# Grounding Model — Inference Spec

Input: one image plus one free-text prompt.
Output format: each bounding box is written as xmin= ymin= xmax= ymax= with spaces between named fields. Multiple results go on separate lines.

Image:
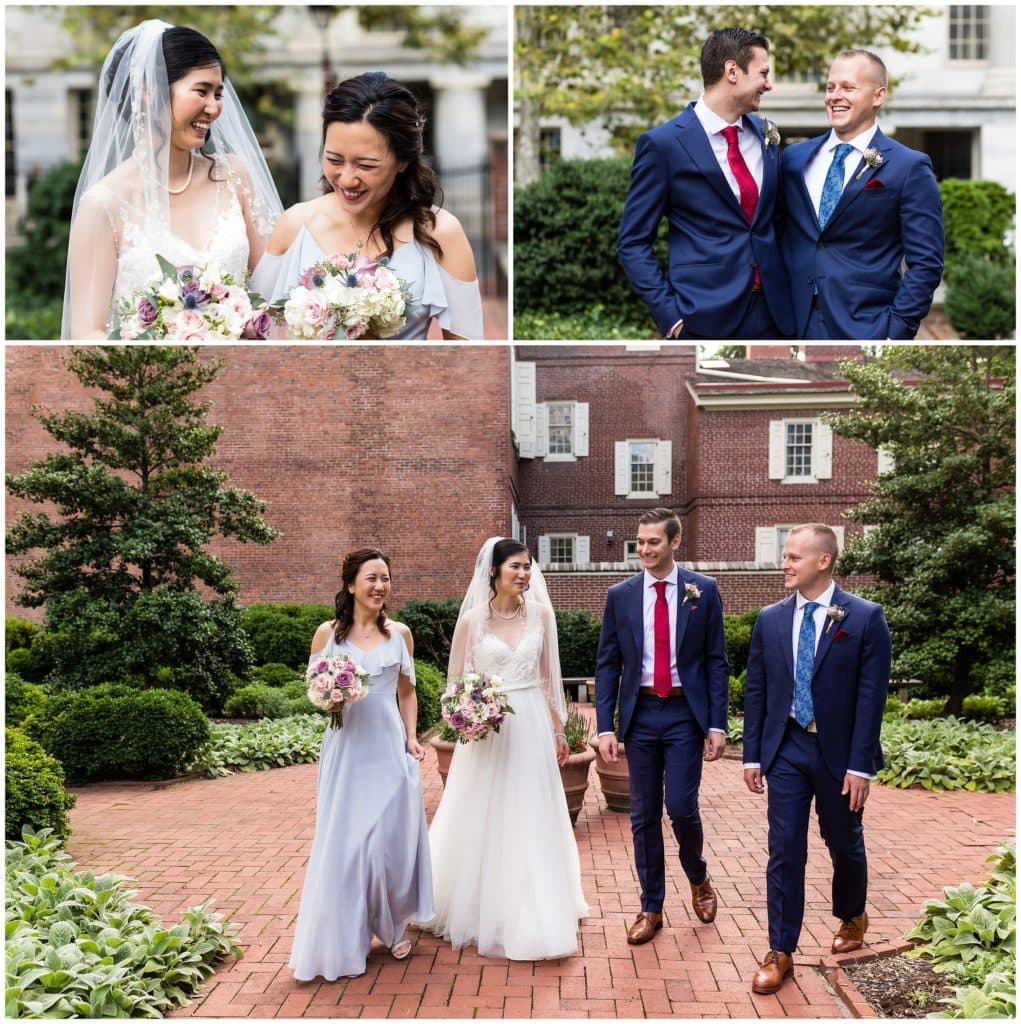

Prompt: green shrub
xmin=939 ymin=179 xmax=1015 ymax=265
xmin=5 ymin=637 xmax=50 ymax=684
xmin=29 ymin=686 xmax=210 ymax=782
xmin=241 ymin=603 xmax=334 ymax=667
xmin=514 ymin=307 xmax=657 ymax=340
xmin=944 ymin=255 xmax=1016 ymax=340
xmin=901 ymin=697 xmax=947 ymax=720
xmin=726 ymin=717 xmax=743 ymax=745
xmin=250 ymin=662 xmax=304 ymax=687
xmin=223 ymin=683 xmax=292 ymax=720
xmin=728 ymin=672 xmax=746 ymax=714
xmin=5 ymin=729 xmax=76 ymax=842
xmin=4 ymin=298 xmax=63 ymax=342
xmin=5 ymin=616 xmax=40 ymax=650
xmin=556 ymin=608 xmax=602 ymax=677
xmin=515 ymin=157 xmax=666 ymax=330
xmin=879 ymin=718 xmax=1015 ymax=792
xmin=724 ymin=609 xmax=759 ymax=677
xmin=392 ymin=598 xmax=462 ymax=669
xmin=6 ymin=827 xmax=241 ymax=1017
xmin=414 ymin=660 xmax=445 ymax=735
xmin=188 ymin=713 xmax=325 ymax=776
xmin=4 ymin=673 xmax=48 ymax=727
xmin=959 ymin=694 xmax=1005 ymax=722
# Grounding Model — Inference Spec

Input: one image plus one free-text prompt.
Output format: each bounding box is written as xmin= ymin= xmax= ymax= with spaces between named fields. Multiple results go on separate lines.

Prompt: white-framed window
xmin=538 ymin=533 xmax=590 ymax=565
xmin=535 ymin=401 xmax=589 ymax=460
xmin=69 ymin=88 xmax=96 ymax=160
xmin=623 ymin=540 xmax=640 ymax=566
xmin=614 ymin=439 xmax=672 ymax=497
xmin=948 ymin=4 xmax=989 ymax=62
xmin=768 ymin=418 xmax=832 ymax=483
xmin=755 ymin=525 xmax=846 ymax=563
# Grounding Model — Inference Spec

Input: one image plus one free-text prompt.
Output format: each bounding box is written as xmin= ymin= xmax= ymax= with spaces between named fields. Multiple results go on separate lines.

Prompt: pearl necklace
xmin=492 ymin=602 xmax=522 ymax=620
xmin=168 ymin=151 xmax=195 ymax=195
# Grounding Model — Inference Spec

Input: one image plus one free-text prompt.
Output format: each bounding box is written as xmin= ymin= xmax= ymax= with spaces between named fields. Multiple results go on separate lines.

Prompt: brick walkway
xmin=66 ymin=712 xmax=1013 ymax=1019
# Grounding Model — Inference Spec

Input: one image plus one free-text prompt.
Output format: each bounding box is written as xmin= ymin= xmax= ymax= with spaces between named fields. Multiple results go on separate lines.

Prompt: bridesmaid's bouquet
xmin=441 ymin=672 xmax=515 ymax=743
xmin=276 ymin=252 xmax=412 ymax=340
xmin=111 ymin=255 xmax=272 ymax=340
xmin=306 ymin=654 xmax=372 ymax=730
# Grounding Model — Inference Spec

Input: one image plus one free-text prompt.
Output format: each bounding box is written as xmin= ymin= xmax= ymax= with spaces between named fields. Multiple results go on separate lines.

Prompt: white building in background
xmin=539 ymin=4 xmax=1015 ymax=191
xmin=4 ymin=4 xmax=509 ymax=279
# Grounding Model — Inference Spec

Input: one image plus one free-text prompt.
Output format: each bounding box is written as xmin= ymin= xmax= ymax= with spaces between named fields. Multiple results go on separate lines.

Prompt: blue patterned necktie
xmin=794 ymin=601 xmax=819 ymax=727
xmin=817 ymin=143 xmax=855 ymax=229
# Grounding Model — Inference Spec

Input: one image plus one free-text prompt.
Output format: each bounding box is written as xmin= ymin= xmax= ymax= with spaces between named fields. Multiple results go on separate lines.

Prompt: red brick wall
xmin=5 ymin=345 xmax=513 ymax=619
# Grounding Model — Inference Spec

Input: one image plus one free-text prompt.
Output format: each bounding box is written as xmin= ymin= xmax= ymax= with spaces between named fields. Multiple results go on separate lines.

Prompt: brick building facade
xmin=6 ymin=344 xmax=878 ymax=621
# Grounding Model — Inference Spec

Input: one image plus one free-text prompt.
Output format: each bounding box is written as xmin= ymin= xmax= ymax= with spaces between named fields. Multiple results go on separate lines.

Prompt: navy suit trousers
xmin=627 ymin=691 xmax=708 ymax=911
xmin=766 ymin=721 xmax=868 ymax=953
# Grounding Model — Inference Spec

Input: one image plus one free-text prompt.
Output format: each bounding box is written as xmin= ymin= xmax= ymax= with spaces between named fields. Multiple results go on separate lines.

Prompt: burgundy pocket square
xmin=864 ymin=179 xmax=885 ymax=189
xmin=834 ymin=629 xmax=850 ymax=640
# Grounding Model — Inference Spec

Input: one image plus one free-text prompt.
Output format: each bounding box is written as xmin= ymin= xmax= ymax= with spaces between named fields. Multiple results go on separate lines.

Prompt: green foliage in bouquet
xmin=25 ymin=685 xmax=210 ymax=783
xmin=5 ymin=729 xmax=76 ymax=842
xmin=878 ymin=718 xmax=1015 ymax=793
xmin=6 ymin=827 xmax=241 ymax=1018
xmin=907 ymin=841 xmax=1016 ymax=1019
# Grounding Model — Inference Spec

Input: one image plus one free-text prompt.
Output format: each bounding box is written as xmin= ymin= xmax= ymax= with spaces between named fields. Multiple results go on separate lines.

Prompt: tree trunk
xmin=515 ymin=92 xmax=541 ymax=189
xmin=948 ymin=649 xmax=972 ymax=718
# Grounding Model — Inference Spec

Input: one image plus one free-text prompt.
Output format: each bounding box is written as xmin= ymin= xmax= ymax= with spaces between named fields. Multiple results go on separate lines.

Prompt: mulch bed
xmin=841 ymin=954 xmax=954 ymax=1018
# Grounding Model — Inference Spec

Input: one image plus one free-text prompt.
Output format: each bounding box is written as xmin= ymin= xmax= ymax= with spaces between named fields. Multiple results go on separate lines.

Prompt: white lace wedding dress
xmin=426 ymin=610 xmax=589 ymax=960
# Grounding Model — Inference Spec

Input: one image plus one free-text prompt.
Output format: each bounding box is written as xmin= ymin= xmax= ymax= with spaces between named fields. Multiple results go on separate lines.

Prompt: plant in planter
xmin=559 ymin=704 xmax=596 ymax=826
xmin=590 ymin=704 xmax=630 ymax=812
xmin=430 ymin=721 xmax=458 ymax=788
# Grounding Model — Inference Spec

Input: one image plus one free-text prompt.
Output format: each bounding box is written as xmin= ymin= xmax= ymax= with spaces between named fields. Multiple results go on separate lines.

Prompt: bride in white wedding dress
xmin=62 ymin=20 xmax=281 ymax=339
xmin=426 ymin=538 xmax=588 ymax=961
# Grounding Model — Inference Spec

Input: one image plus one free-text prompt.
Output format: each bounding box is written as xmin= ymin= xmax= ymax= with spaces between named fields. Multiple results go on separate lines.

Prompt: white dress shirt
xmin=803 ymin=125 xmax=879 ymax=218
xmin=744 ymin=580 xmax=873 ymax=779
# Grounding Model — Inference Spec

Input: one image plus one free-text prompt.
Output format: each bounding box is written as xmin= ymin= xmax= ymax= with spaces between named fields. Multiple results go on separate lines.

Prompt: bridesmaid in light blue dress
xmin=251 ymin=72 xmax=483 ymax=340
xmin=289 ymin=547 xmax=433 ymax=981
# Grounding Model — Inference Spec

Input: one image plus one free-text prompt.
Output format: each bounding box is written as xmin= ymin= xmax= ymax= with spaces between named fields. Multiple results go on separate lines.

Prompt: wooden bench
xmin=562 ymin=677 xmax=592 ymax=703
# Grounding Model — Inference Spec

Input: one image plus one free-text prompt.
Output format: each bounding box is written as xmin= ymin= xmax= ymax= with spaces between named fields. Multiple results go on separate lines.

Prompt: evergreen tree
xmin=830 ymin=347 xmax=1015 ymax=716
xmin=6 ymin=347 xmax=279 ymax=709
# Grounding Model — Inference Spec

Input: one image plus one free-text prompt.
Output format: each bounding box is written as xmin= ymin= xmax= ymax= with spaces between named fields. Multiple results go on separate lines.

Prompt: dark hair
xmin=701 ymin=27 xmax=770 ymax=87
xmin=488 ymin=539 xmax=530 ymax=602
xmin=333 ymin=547 xmax=392 ymax=645
xmin=162 ymin=26 xmax=225 ymax=86
xmin=637 ymin=507 xmax=682 ymax=543
xmin=321 ymin=72 xmax=443 ymax=260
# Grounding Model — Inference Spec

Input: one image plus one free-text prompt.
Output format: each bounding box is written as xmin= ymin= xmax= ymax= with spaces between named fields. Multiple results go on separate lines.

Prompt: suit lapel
xmin=627 ymin=574 xmax=645 ymax=658
xmin=674 ymin=104 xmax=746 ymax=217
xmin=674 ymin=567 xmax=694 ymax=652
xmin=791 ymin=133 xmax=829 ymax=236
xmin=777 ymin=594 xmax=796 ymax=682
xmin=751 ymin=115 xmax=777 ymax=228
xmin=812 ymin=585 xmax=850 ymax=679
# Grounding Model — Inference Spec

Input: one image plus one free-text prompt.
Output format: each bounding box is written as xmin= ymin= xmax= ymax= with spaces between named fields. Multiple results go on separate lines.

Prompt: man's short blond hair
xmin=789 ymin=523 xmax=839 ymax=564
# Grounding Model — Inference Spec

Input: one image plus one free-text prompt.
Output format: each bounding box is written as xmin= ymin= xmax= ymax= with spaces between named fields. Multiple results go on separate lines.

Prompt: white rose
xmin=158 ymin=279 xmax=181 ymax=303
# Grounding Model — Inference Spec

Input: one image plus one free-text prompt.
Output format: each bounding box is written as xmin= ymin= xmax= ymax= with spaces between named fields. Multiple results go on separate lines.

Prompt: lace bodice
xmin=471 ymin=623 xmax=545 ymax=693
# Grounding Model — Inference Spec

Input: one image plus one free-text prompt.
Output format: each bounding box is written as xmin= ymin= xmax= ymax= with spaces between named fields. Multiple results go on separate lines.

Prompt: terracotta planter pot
xmin=590 ymin=738 xmax=631 ymax=813
xmin=559 ymin=746 xmax=596 ymax=826
xmin=430 ymin=736 xmax=456 ymax=788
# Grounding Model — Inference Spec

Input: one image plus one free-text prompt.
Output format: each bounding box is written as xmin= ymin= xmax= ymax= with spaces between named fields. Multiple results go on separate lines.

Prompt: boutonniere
xmin=763 ymin=119 xmax=781 ymax=151
xmin=682 ymin=582 xmax=701 ymax=605
xmin=824 ymin=605 xmax=847 ymax=635
xmin=855 ymin=147 xmax=884 ymax=180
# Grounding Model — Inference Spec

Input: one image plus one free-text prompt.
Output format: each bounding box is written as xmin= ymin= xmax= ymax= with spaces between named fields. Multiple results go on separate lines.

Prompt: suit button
xmin=807 ymin=276 xmax=814 ymax=285
xmin=818 ymin=242 xmax=826 ymax=249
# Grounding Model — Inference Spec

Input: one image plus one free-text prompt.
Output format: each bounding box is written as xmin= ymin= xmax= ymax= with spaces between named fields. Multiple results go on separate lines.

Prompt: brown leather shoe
xmin=751 ymin=950 xmax=794 ymax=994
xmin=626 ymin=911 xmax=663 ymax=945
xmin=690 ymin=876 xmax=718 ymax=923
xmin=832 ymin=912 xmax=868 ymax=954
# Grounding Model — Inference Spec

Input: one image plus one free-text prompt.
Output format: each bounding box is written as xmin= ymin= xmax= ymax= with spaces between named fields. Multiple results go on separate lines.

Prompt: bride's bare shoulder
xmin=79 ymin=159 xmax=142 ymax=207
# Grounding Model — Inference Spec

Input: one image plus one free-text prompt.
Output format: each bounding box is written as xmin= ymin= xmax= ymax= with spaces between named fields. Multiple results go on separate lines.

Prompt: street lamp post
xmin=308 ymin=6 xmax=337 ymax=95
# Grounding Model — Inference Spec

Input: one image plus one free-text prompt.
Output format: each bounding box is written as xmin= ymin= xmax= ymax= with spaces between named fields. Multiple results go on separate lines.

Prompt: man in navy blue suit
xmin=594 ymin=508 xmax=730 ymax=945
xmin=779 ymin=49 xmax=944 ymax=339
xmin=743 ymin=524 xmax=891 ymax=994
xmin=618 ymin=27 xmax=794 ymax=340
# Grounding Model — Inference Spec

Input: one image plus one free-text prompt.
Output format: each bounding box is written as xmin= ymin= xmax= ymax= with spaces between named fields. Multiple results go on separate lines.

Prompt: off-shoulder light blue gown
xmin=289 ymin=630 xmax=434 ymax=981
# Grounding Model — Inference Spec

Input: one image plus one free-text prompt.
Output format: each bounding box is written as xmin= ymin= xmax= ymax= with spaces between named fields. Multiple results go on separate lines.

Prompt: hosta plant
xmin=187 ymin=712 xmax=325 ymax=777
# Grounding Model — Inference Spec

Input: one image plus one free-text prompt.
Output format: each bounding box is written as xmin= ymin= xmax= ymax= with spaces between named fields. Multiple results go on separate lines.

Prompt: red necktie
xmin=653 ymin=580 xmax=672 ymax=697
xmin=721 ymin=124 xmax=761 ymax=287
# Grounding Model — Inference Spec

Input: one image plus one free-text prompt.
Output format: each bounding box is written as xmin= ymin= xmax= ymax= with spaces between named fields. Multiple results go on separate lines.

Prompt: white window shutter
xmin=768 ymin=421 xmax=785 ymax=480
xmin=576 ymin=535 xmax=590 ymax=564
xmin=614 ymin=441 xmax=629 ymax=495
xmin=655 ymin=439 xmax=672 ymax=494
xmin=876 ymin=445 xmax=895 ymax=475
xmin=574 ymin=403 xmax=589 ymax=457
xmin=515 ymin=361 xmax=536 ymax=459
xmin=815 ymin=421 xmax=833 ymax=479
xmin=538 ymin=535 xmax=551 ymax=563
xmin=832 ymin=525 xmax=845 ymax=550
xmin=755 ymin=526 xmax=778 ymax=563
xmin=534 ymin=403 xmax=549 ymax=458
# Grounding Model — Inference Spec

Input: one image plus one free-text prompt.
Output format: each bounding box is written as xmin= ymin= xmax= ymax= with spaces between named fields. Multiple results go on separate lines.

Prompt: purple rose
xmin=243 ymin=308 xmax=272 ymax=339
xmin=137 ymin=298 xmax=158 ymax=327
xmin=450 ymin=711 xmax=466 ymax=729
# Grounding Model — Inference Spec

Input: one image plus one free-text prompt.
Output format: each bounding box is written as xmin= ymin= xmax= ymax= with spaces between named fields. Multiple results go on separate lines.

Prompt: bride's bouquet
xmin=306 ymin=654 xmax=372 ymax=729
xmin=441 ymin=672 xmax=515 ymax=743
xmin=276 ymin=252 xmax=412 ymax=340
xmin=111 ymin=255 xmax=272 ymax=340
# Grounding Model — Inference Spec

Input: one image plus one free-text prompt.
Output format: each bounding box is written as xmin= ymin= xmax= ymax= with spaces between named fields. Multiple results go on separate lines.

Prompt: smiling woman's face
xmin=322 ymin=119 xmax=406 ymax=215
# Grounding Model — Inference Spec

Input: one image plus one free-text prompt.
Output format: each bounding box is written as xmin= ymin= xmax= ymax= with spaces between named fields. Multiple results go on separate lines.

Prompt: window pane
xmin=785 ymin=422 xmax=813 ymax=477
xmin=547 ymin=403 xmax=573 ymax=455
xmin=949 ymin=5 xmax=990 ymax=60
xmin=549 ymin=536 xmax=575 ymax=564
xmin=630 ymin=441 xmax=655 ymax=493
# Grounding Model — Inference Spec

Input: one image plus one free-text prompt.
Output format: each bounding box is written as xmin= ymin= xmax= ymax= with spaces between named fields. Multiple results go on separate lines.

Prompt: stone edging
xmin=820 ymin=940 xmax=918 ymax=1018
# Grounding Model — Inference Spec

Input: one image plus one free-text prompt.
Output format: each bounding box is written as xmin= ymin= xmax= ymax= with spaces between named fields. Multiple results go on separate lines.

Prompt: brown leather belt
xmin=638 ymin=688 xmax=685 ymax=700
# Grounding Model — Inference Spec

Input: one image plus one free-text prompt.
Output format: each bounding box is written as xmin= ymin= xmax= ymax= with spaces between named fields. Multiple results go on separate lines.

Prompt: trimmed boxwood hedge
xmin=5 ymin=728 xmax=76 ymax=841
xmin=241 ymin=603 xmax=334 ymax=668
